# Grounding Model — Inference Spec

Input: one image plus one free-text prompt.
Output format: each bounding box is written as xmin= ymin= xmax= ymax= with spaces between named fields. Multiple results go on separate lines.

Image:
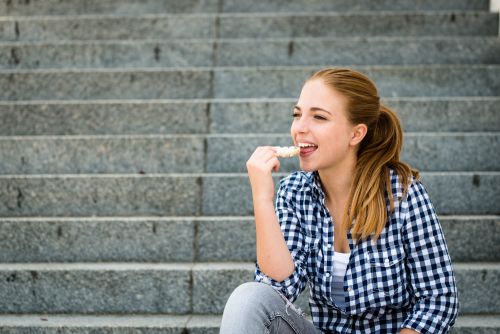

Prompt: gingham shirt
xmin=255 ymin=169 xmax=459 ymax=333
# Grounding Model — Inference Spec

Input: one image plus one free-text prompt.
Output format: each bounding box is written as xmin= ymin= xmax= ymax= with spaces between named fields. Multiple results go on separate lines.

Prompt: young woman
xmin=219 ymin=68 xmax=459 ymax=333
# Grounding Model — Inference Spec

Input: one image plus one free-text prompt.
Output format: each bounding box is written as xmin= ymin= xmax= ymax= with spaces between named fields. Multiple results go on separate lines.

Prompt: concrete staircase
xmin=0 ymin=0 xmax=499 ymax=332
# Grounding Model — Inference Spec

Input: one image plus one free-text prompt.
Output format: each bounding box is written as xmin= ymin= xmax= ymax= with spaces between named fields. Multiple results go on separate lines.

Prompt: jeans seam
xmin=271 ymin=288 xmax=306 ymax=318
xmin=267 ymin=313 xmax=302 ymax=334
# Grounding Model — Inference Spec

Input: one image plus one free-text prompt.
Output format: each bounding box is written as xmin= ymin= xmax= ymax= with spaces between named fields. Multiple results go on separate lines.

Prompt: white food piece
xmin=275 ymin=146 xmax=300 ymax=158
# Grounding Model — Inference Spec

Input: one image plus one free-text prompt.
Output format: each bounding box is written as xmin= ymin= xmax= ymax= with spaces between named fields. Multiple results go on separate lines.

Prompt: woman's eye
xmin=314 ymin=115 xmax=327 ymax=120
xmin=292 ymin=113 xmax=300 ymax=118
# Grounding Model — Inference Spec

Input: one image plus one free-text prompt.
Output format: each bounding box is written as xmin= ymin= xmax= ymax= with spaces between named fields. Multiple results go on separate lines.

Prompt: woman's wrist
xmin=252 ymin=195 xmax=275 ymax=207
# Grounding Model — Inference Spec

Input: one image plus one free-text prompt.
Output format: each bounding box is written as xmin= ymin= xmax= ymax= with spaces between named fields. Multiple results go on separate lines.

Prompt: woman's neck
xmin=318 ymin=157 xmax=356 ymax=203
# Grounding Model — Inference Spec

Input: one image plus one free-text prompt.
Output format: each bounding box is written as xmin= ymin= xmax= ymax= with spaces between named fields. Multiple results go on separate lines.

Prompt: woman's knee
xmin=224 ymin=282 xmax=279 ymax=313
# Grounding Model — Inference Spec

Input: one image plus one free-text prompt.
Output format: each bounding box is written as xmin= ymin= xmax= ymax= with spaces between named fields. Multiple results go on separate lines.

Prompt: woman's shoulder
xmin=388 ymin=167 xmax=429 ymax=208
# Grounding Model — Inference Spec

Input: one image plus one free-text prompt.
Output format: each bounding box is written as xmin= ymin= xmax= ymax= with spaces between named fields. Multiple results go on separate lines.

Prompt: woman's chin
xmin=299 ymin=162 xmax=316 ymax=172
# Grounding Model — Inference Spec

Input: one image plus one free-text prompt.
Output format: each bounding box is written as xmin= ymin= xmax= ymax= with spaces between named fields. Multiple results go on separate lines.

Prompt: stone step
xmin=211 ymin=65 xmax=500 ymax=99
xmin=207 ymin=98 xmax=500 ymax=134
xmin=222 ymin=0 xmax=491 ymax=14
xmin=0 ymin=262 xmax=497 ymax=314
xmin=0 ymin=314 xmax=498 ymax=334
xmin=0 ymin=0 xmax=490 ymax=16
xmin=207 ymin=133 xmax=500 ymax=173
xmin=0 ymin=216 xmax=497 ymax=263
xmin=0 ymin=173 xmax=498 ymax=216
xmin=1 ymin=98 xmax=498 ymax=135
xmin=1 ymin=37 xmax=500 ymax=69
xmin=0 ymin=133 xmax=497 ymax=174
xmin=201 ymin=173 xmax=500 ymax=216
xmin=0 ymin=12 xmax=497 ymax=42
xmin=0 ymin=135 xmax=206 ymax=174
xmin=1 ymin=65 xmax=500 ymax=100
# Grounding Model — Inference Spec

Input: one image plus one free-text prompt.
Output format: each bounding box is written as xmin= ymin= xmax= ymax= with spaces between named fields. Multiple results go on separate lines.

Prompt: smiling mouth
xmin=298 ymin=143 xmax=318 ymax=156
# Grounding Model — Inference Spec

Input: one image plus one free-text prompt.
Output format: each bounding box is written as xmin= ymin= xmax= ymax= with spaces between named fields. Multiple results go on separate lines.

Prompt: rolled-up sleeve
xmin=254 ymin=178 xmax=309 ymax=302
xmin=401 ymin=181 xmax=459 ymax=333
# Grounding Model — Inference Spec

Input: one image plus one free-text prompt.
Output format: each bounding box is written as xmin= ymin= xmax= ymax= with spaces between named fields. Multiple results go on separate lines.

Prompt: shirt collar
xmin=305 ymin=171 xmax=326 ymax=201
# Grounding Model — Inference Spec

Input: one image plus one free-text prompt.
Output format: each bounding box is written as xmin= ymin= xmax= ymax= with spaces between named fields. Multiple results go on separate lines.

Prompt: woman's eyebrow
xmin=294 ymin=105 xmax=332 ymax=115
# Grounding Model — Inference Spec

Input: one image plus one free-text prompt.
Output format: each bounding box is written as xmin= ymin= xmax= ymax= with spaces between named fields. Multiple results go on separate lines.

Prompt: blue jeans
xmin=220 ymin=282 xmax=322 ymax=334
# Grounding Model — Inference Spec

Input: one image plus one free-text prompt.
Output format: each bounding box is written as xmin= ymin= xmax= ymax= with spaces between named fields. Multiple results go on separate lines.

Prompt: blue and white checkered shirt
xmin=255 ymin=169 xmax=459 ymax=333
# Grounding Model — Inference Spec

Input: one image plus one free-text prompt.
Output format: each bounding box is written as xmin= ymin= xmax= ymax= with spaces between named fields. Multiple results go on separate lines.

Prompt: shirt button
xmin=327 ymin=244 xmax=332 ymax=249
xmin=385 ymin=259 xmax=390 ymax=264
xmin=347 ymin=287 xmax=352 ymax=292
xmin=325 ymin=273 xmax=331 ymax=278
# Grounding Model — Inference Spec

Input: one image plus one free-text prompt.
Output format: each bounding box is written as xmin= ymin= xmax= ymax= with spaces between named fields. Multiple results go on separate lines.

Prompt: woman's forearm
xmin=254 ymin=197 xmax=295 ymax=282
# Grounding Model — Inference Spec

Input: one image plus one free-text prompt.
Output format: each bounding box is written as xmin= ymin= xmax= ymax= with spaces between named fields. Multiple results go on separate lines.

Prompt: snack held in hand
xmin=275 ymin=146 xmax=300 ymax=158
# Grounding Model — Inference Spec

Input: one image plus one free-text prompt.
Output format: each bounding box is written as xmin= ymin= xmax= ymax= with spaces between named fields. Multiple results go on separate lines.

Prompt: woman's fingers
xmin=249 ymin=147 xmax=276 ymax=163
xmin=271 ymin=157 xmax=281 ymax=173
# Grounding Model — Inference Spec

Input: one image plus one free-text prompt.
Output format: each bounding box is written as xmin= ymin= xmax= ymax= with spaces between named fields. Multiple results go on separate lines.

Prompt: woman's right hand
xmin=246 ymin=146 xmax=281 ymax=202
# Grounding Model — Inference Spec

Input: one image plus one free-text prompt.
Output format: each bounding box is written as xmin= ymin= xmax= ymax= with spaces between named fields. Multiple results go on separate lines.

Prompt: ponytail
xmin=309 ymin=68 xmax=419 ymax=242
xmin=344 ymin=104 xmax=419 ymax=242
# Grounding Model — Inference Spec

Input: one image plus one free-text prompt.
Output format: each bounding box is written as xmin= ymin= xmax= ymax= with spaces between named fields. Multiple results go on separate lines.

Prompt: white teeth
xmin=298 ymin=143 xmax=317 ymax=148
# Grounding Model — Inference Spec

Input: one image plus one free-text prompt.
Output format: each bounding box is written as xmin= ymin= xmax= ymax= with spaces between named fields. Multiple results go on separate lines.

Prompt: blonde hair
xmin=309 ymin=68 xmax=419 ymax=242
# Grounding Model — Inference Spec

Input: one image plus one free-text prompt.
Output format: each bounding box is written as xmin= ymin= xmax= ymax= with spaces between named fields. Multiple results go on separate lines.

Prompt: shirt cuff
xmin=402 ymin=313 xmax=450 ymax=334
xmin=254 ymin=263 xmax=301 ymax=302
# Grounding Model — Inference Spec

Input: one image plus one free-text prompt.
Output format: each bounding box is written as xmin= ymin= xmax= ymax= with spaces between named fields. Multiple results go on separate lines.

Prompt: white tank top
xmin=331 ymin=251 xmax=350 ymax=309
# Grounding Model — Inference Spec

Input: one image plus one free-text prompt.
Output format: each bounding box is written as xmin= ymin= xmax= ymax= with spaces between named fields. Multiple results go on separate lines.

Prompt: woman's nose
xmin=293 ymin=117 xmax=309 ymax=133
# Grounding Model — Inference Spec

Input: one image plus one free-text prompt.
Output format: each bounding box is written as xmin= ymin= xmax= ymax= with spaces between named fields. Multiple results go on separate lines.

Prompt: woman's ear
xmin=350 ymin=123 xmax=368 ymax=146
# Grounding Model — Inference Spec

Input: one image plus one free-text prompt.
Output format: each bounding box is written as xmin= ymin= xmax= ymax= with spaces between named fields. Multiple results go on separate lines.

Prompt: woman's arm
xmin=247 ymin=146 xmax=295 ymax=281
xmin=401 ymin=329 xmax=419 ymax=334
xmin=401 ymin=181 xmax=459 ymax=333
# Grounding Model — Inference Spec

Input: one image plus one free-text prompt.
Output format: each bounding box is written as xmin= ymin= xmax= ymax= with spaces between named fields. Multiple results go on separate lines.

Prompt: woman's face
xmin=291 ymin=79 xmax=359 ymax=172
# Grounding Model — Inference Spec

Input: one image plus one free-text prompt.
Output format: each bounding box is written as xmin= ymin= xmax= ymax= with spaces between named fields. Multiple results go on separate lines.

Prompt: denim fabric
xmin=220 ymin=282 xmax=321 ymax=334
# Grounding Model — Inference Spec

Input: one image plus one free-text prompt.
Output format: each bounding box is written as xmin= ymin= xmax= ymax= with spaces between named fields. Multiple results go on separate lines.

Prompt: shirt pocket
xmin=369 ymin=246 xmax=408 ymax=308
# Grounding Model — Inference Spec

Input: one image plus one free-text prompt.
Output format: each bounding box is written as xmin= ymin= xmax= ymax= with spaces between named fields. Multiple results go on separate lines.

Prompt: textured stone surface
xmin=209 ymin=100 xmax=295 ymax=134
xmin=206 ymin=133 xmax=500 ymax=172
xmin=0 ymin=172 xmax=500 ymax=216
xmin=0 ymin=41 xmax=214 ymax=69
xmin=209 ymin=98 xmax=500 ymax=133
xmin=0 ymin=263 xmax=191 ymax=313
xmin=402 ymin=133 xmax=500 ymax=171
xmin=191 ymin=263 xmax=500 ymax=314
xmin=202 ymin=173 xmax=500 ymax=215
xmin=0 ymin=218 xmax=195 ymax=262
xmin=2 ymin=37 xmax=499 ymax=70
xmin=0 ymin=314 xmax=192 ymax=334
xmin=0 ymin=70 xmax=212 ymax=100
xmin=217 ymin=12 xmax=498 ymax=38
xmin=0 ymin=216 xmax=497 ymax=263
xmin=441 ymin=217 xmax=500 ymax=262
xmin=213 ymin=66 xmax=500 ymax=98
xmin=454 ymin=263 xmax=500 ymax=313
xmin=215 ymin=37 xmax=500 ymax=67
xmin=1 ymin=66 xmax=499 ymax=101
xmin=0 ymin=175 xmax=201 ymax=217
xmin=0 ymin=0 xmax=489 ymax=16
xmin=196 ymin=218 xmax=256 ymax=262
xmin=420 ymin=173 xmax=500 ymax=215
xmin=1 ymin=98 xmax=498 ymax=136
xmin=206 ymin=135 xmax=297 ymax=173
xmin=0 ymin=0 xmax=220 ymax=15
xmin=0 ymin=12 xmax=496 ymax=42
xmin=385 ymin=98 xmax=500 ymax=132
xmin=0 ymin=135 xmax=205 ymax=174
xmin=0 ymin=16 xmax=216 ymax=42
xmin=0 ymin=0 xmax=498 ymax=328
xmin=191 ymin=263 xmax=254 ymax=314
xmin=0 ymin=102 xmax=210 ymax=136
xmin=0 ymin=314 xmax=497 ymax=333
xmin=222 ymin=0 xmax=490 ymax=13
